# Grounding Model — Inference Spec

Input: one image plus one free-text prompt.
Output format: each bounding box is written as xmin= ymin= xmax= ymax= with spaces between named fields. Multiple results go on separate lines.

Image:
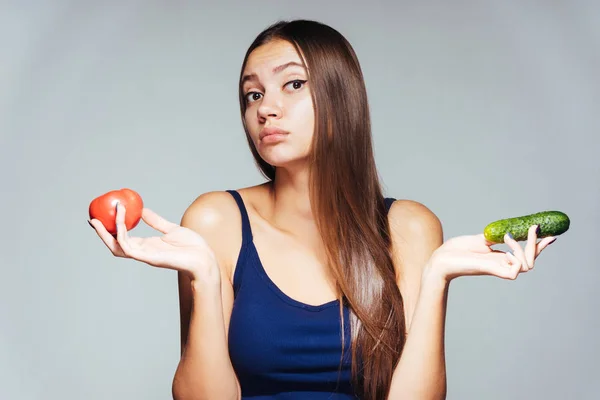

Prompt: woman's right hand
xmin=89 ymin=202 xmax=221 ymax=286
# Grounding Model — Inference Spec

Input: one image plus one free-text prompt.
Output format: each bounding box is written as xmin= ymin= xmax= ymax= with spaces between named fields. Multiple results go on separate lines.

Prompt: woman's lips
xmin=259 ymin=126 xmax=289 ymax=139
xmin=259 ymin=127 xmax=289 ymax=143
xmin=261 ymin=134 xmax=286 ymax=144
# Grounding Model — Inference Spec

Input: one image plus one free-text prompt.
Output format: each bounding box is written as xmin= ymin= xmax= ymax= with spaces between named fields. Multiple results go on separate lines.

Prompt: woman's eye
xmin=245 ymin=80 xmax=307 ymax=104
xmin=245 ymin=92 xmax=262 ymax=103
xmin=285 ymin=79 xmax=307 ymax=91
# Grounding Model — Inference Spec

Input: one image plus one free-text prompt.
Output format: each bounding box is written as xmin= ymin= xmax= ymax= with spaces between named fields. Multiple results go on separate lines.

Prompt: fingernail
xmin=548 ymin=237 xmax=557 ymax=245
xmin=115 ymin=201 xmax=120 ymax=211
xmin=535 ymin=225 xmax=541 ymax=235
xmin=506 ymin=232 xmax=514 ymax=240
xmin=87 ymin=220 xmax=93 ymax=229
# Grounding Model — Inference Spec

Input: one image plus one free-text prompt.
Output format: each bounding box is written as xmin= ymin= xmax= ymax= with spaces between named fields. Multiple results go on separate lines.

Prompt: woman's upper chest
xmin=232 ymin=190 xmax=339 ymax=307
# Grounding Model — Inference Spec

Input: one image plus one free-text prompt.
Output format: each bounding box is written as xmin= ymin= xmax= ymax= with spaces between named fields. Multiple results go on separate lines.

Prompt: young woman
xmin=89 ymin=19 xmax=557 ymax=400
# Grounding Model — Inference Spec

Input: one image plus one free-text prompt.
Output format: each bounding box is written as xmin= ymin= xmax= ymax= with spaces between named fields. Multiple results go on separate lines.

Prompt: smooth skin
xmin=89 ymin=38 xmax=558 ymax=399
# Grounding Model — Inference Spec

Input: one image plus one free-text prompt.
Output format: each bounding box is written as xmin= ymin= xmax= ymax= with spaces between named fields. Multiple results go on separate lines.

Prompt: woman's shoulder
xmin=386 ymin=198 xmax=443 ymax=261
xmin=181 ymin=183 xmax=266 ymax=223
xmin=181 ymin=191 xmax=238 ymax=228
xmin=386 ymin=198 xmax=443 ymax=268
xmin=387 ymin=198 xmax=441 ymax=229
xmin=179 ymin=184 xmax=266 ymax=279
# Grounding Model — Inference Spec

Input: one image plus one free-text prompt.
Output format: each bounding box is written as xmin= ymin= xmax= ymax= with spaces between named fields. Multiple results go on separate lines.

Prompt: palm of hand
xmin=430 ymin=226 xmax=557 ymax=282
xmin=122 ymin=225 xmax=214 ymax=269
xmin=89 ymin=203 xmax=217 ymax=278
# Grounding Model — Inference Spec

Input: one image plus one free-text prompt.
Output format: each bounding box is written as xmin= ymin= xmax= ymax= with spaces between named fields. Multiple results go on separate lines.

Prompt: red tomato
xmin=89 ymin=188 xmax=143 ymax=235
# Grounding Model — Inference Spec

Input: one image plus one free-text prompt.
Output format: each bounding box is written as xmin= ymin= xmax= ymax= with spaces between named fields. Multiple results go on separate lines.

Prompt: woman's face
xmin=241 ymin=39 xmax=315 ymax=169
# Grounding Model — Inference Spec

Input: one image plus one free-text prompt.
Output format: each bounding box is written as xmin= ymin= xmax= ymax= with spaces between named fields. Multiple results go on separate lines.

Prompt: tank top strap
xmin=384 ymin=197 xmax=396 ymax=215
xmin=226 ymin=190 xmax=393 ymax=239
xmin=226 ymin=190 xmax=254 ymax=245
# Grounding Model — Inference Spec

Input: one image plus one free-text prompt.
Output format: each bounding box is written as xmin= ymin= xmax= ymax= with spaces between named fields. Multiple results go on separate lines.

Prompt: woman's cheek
xmin=300 ymin=100 xmax=315 ymax=140
xmin=244 ymin=112 xmax=259 ymax=140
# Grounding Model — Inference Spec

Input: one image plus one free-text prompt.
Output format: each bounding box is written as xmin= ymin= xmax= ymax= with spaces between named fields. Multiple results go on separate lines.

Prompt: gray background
xmin=1 ymin=1 xmax=598 ymax=399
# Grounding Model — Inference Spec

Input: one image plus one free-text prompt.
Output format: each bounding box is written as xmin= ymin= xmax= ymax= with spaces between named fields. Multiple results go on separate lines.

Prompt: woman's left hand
xmin=425 ymin=224 xmax=557 ymax=283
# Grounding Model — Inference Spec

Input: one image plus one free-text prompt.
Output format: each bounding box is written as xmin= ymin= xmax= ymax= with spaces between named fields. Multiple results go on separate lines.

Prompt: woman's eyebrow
xmin=242 ymin=61 xmax=306 ymax=85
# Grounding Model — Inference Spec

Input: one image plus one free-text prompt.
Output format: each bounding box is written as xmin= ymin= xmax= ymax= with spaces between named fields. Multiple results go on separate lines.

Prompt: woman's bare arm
xmin=387 ymin=200 xmax=447 ymax=400
xmin=172 ymin=192 xmax=242 ymax=400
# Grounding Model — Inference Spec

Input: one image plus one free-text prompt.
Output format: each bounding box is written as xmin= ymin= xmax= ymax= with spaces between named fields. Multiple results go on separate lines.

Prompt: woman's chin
xmin=260 ymin=154 xmax=310 ymax=170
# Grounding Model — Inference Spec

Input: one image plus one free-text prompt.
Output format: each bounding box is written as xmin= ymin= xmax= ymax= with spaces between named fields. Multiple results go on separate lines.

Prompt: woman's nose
xmin=257 ymin=93 xmax=282 ymax=119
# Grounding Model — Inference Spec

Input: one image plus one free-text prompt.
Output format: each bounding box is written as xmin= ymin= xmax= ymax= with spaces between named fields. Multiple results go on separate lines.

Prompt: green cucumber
xmin=484 ymin=211 xmax=570 ymax=243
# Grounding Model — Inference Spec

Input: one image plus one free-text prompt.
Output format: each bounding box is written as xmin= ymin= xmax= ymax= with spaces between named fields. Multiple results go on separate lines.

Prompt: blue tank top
xmin=226 ymin=190 xmax=396 ymax=399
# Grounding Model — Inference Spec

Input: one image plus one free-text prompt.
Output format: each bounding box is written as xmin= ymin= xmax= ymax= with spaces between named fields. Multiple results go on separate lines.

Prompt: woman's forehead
xmin=244 ymin=40 xmax=305 ymax=73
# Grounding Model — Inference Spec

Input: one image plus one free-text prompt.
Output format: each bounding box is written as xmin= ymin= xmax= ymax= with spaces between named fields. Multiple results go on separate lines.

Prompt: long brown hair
xmin=237 ymin=20 xmax=406 ymax=399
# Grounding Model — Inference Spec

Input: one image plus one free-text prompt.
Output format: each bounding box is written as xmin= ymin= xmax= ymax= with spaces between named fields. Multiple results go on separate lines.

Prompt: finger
xmin=506 ymin=251 xmax=528 ymax=273
xmin=473 ymin=252 xmax=521 ymax=280
xmin=505 ymin=251 xmax=523 ymax=278
xmin=505 ymin=232 xmax=529 ymax=270
xmin=141 ymin=208 xmax=179 ymax=234
xmin=525 ymin=225 xmax=540 ymax=270
xmin=536 ymin=236 xmax=557 ymax=256
xmin=115 ymin=202 xmax=133 ymax=257
xmin=89 ymin=218 xmax=125 ymax=257
xmin=115 ymin=203 xmax=153 ymax=263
